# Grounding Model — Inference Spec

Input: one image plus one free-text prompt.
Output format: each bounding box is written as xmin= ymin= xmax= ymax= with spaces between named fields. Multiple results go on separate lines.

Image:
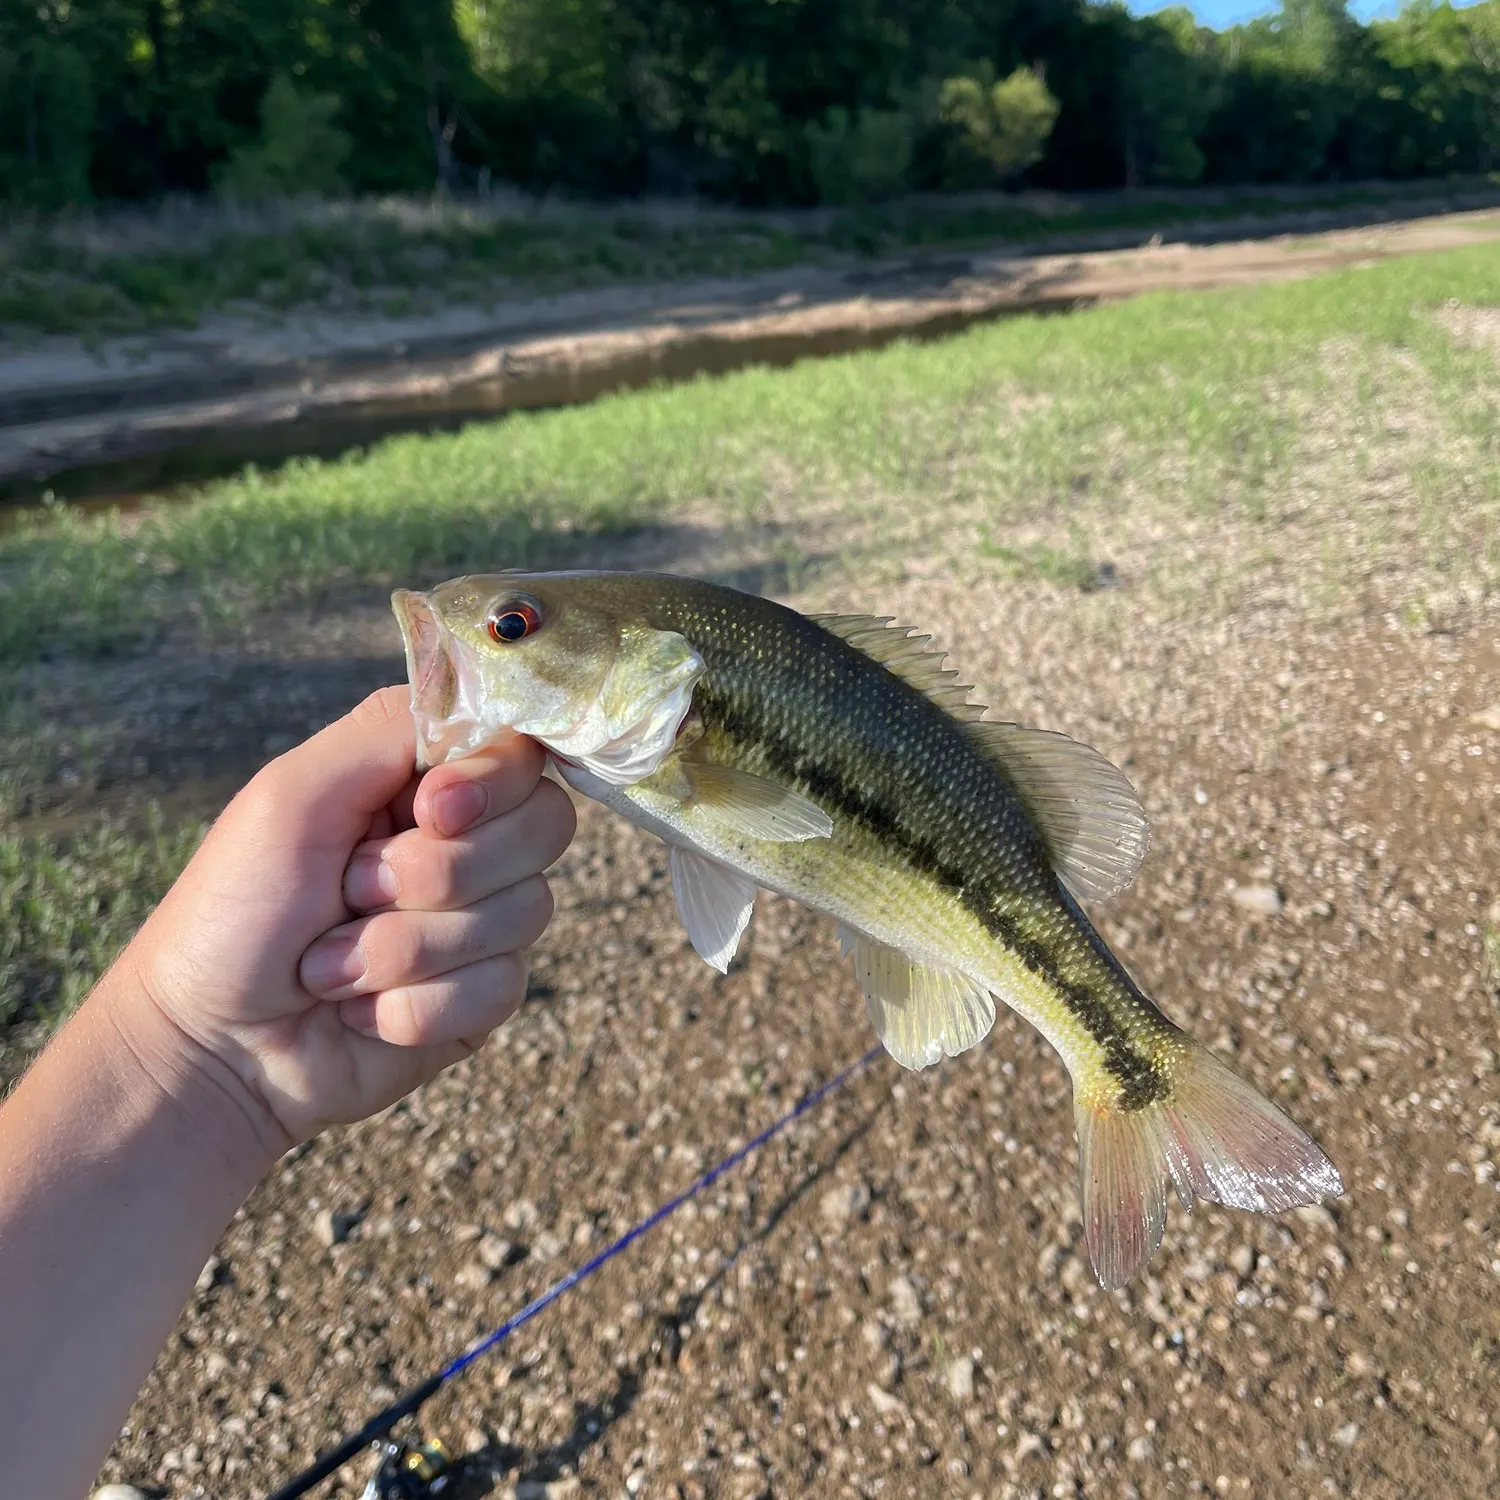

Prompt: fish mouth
xmin=393 ymin=589 xmax=457 ymax=724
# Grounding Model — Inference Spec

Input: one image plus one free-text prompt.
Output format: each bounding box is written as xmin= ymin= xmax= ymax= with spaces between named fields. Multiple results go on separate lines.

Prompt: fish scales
xmin=393 ymin=569 xmax=1343 ymax=1287
xmin=611 ymin=574 xmax=1177 ymax=1108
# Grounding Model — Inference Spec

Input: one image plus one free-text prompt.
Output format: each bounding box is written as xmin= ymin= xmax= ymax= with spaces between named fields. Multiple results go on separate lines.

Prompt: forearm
xmin=0 ymin=963 xmax=277 ymax=1498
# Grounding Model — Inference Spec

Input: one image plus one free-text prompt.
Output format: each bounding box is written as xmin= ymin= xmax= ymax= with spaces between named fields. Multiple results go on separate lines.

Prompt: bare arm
xmin=0 ymin=688 xmax=574 ymax=1496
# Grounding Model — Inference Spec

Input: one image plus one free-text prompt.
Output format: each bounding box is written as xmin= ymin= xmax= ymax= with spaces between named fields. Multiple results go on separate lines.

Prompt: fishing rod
xmin=265 ymin=1044 xmax=884 ymax=1500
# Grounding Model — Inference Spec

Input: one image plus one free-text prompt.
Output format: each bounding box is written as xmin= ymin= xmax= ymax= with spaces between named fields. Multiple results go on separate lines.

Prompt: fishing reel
xmin=360 ymin=1437 xmax=452 ymax=1499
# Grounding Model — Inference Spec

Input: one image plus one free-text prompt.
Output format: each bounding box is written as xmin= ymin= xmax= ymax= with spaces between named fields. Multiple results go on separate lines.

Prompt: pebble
xmin=1469 ymin=704 xmax=1500 ymax=730
xmin=866 ymin=1381 xmax=906 ymax=1417
xmin=1231 ymin=882 xmax=1283 ymax=915
xmin=195 ymin=1254 xmax=224 ymax=1292
xmin=1293 ymin=1204 xmax=1336 ymax=1231
xmin=887 ymin=1275 xmax=923 ymax=1328
xmin=1228 ymin=1244 xmax=1257 ymax=1278
xmin=1333 ymin=1422 xmax=1360 ymax=1448
xmin=479 ymin=1234 xmax=523 ymax=1270
xmin=313 ymin=1208 xmax=360 ymax=1247
xmin=819 ymin=1180 xmax=872 ymax=1227
xmin=91 ymin=1488 xmax=148 ymax=1500
xmin=946 ymin=1355 xmax=975 ymax=1400
xmin=1127 ymin=1436 xmax=1155 ymax=1461
xmin=513 ymin=1480 xmax=581 ymax=1500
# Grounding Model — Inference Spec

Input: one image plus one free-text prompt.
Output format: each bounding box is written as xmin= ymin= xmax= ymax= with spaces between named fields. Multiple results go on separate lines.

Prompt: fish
xmin=392 ymin=570 xmax=1343 ymax=1287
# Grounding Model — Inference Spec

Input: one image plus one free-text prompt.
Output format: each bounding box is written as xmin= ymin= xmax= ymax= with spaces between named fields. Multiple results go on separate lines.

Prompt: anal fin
xmin=839 ymin=927 xmax=996 ymax=1070
xmin=670 ymin=847 xmax=757 ymax=974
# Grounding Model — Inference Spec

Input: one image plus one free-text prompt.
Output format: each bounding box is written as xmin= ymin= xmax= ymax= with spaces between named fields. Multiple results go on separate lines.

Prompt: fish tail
xmin=1074 ymin=1040 xmax=1343 ymax=1289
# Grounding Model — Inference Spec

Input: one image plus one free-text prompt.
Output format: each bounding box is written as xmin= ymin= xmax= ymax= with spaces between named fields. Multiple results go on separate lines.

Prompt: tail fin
xmin=1075 ymin=1042 xmax=1344 ymax=1290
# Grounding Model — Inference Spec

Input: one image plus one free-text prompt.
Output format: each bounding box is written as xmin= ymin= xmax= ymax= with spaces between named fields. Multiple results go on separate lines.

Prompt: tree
xmin=939 ymin=63 xmax=1060 ymax=184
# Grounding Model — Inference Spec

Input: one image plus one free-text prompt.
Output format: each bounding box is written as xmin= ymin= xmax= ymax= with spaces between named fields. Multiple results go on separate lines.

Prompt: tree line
xmin=4 ymin=0 xmax=1499 ymax=210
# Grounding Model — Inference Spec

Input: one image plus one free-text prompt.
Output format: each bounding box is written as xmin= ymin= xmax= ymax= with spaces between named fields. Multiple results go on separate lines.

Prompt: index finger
xmin=412 ymin=732 xmax=547 ymax=839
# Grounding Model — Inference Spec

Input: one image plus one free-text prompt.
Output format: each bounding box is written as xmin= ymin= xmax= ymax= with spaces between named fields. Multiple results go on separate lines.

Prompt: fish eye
xmin=486 ymin=597 xmax=543 ymax=644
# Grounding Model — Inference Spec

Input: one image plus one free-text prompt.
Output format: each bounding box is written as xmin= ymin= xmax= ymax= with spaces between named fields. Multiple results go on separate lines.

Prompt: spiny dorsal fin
xmin=806 ymin=612 xmax=986 ymax=722
xmin=967 ymin=723 xmax=1149 ymax=904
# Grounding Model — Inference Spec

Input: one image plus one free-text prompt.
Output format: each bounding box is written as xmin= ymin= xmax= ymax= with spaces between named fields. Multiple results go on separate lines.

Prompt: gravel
xmin=30 ymin=520 xmax=1498 ymax=1499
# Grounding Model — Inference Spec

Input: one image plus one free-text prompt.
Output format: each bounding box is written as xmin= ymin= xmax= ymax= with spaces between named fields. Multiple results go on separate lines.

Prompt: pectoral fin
xmin=839 ymin=928 xmax=996 ymax=1070
xmin=670 ymin=847 xmax=757 ymax=973
xmin=685 ymin=762 xmax=834 ymax=843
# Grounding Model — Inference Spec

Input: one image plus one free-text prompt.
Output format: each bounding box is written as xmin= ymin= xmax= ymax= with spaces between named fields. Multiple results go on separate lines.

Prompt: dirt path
xmin=7 ymin=207 xmax=1500 ymax=501
xmin=39 ymin=537 xmax=1495 ymax=1500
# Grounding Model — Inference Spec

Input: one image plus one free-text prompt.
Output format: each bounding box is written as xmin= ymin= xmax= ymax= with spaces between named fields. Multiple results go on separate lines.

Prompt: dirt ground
xmin=9 ymin=205 xmax=1500 ymax=502
xmin=41 ymin=500 xmax=1495 ymax=1500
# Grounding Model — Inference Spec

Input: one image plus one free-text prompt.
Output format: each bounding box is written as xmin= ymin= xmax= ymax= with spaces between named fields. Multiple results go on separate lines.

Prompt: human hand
xmin=111 ymin=685 xmax=575 ymax=1168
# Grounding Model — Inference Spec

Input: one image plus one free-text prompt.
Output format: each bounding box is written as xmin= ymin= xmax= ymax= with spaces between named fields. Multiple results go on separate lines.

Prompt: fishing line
xmin=265 ymin=1044 xmax=885 ymax=1500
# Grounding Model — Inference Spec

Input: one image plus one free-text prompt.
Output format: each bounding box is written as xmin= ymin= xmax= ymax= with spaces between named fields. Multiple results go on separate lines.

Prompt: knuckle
xmin=349 ymin=685 xmax=410 ymax=730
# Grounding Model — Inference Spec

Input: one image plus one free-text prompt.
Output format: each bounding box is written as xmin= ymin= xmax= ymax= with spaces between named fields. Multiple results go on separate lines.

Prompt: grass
xmin=4 ymin=240 xmax=1498 ymax=669
xmin=3 ymin=177 xmax=1497 ymax=339
xmin=0 ymin=808 xmax=203 ymax=1044
xmin=2 ymin=241 xmax=1498 ymax=1049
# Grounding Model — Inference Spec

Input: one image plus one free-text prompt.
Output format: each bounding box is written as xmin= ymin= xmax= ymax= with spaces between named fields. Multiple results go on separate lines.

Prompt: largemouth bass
xmin=393 ymin=571 xmax=1342 ymax=1287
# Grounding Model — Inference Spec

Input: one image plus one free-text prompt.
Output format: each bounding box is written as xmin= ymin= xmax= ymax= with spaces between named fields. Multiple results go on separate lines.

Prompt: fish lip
xmin=392 ymin=588 xmax=457 ymax=723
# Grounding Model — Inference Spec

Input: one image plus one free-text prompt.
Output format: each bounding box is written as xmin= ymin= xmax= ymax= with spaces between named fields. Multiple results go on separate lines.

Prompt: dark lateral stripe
xmin=703 ymin=695 xmax=1168 ymax=1110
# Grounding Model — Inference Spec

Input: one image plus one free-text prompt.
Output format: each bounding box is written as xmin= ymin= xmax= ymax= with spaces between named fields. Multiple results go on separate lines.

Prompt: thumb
xmin=255 ymin=686 xmax=418 ymax=852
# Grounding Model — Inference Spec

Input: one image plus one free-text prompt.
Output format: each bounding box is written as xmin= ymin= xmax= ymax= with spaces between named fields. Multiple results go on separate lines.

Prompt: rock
xmin=1228 ymin=1244 xmax=1257 ymax=1278
xmin=861 ymin=1318 xmax=889 ymax=1352
xmin=503 ymin=1199 xmax=540 ymax=1232
xmin=514 ymin=1479 xmax=580 ymax=1500
xmin=195 ymin=1254 xmax=225 ymax=1292
xmin=1470 ymin=704 xmax=1500 ymax=730
xmin=1333 ymin=1422 xmax=1360 ymax=1448
xmin=456 ymin=1260 xmax=494 ymax=1291
xmin=479 ymin=1235 xmax=523 ymax=1270
xmin=1344 ymin=1351 xmax=1377 ymax=1378
xmin=1231 ymin=883 xmax=1283 ymax=915
xmin=532 ymin=1232 xmax=564 ymax=1263
xmin=423 ymin=1149 xmax=475 ymax=1182
xmin=866 ymin=1381 xmax=906 ymax=1417
xmin=946 ymin=1355 xmax=975 ymax=1401
xmin=1294 ymin=1203 xmax=1336 ymax=1231
xmin=888 ymin=1276 xmax=923 ymax=1328
xmin=313 ymin=1208 xmax=360 ymax=1247
xmin=91 ymin=1488 xmax=148 ymax=1500
xmin=1127 ymin=1436 xmax=1155 ymax=1461
xmin=819 ymin=1180 xmax=872 ymax=1227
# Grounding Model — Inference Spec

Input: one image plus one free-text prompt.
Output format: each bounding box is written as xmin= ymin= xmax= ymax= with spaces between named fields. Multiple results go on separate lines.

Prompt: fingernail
xmin=301 ymin=934 xmax=364 ymax=995
xmin=345 ymin=850 xmax=399 ymax=908
xmin=433 ymin=780 xmax=487 ymax=836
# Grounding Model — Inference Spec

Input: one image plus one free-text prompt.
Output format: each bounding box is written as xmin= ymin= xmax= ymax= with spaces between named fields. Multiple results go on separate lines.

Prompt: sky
xmin=1129 ymin=0 xmax=1470 ymax=26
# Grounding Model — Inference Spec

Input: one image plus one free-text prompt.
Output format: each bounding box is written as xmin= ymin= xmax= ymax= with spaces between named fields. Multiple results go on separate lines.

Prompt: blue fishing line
xmin=265 ymin=1044 xmax=884 ymax=1500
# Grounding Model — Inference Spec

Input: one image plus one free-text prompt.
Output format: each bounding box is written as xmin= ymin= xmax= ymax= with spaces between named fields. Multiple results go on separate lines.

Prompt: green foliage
xmin=805 ymin=108 xmax=914 ymax=205
xmin=216 ymin=75 xmax=352 ymax=200
xmin=939 ymin=65 xmax=1061 ymax=185
xmin=3 ymin=2 xmax=1500 ymax=208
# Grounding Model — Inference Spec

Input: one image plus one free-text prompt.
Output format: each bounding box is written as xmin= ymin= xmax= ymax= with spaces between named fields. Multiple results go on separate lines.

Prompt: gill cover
xmin=392 ymin=587 xmax=704 ymax=784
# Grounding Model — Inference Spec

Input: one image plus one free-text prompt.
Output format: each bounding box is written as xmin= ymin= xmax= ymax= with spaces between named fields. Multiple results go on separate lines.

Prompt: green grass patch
xmin=3 ymin=180 xmax=1496 ymax=339
xmin=0 ymin=809 xmax=203 ymax=1037
xmin=5 ymin=241 xmax=1499 ymax=667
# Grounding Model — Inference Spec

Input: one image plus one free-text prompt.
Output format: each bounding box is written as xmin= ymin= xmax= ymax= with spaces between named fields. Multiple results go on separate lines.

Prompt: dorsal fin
xmin=806 ymin=612 xmax=986 ymax=722
xmin=967 ymin=723 xmax=1149 ymax=903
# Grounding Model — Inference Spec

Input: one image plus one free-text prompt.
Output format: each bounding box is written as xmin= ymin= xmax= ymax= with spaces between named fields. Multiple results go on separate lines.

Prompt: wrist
xmin=90 ymin=954 xmax=291 ymax=1191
